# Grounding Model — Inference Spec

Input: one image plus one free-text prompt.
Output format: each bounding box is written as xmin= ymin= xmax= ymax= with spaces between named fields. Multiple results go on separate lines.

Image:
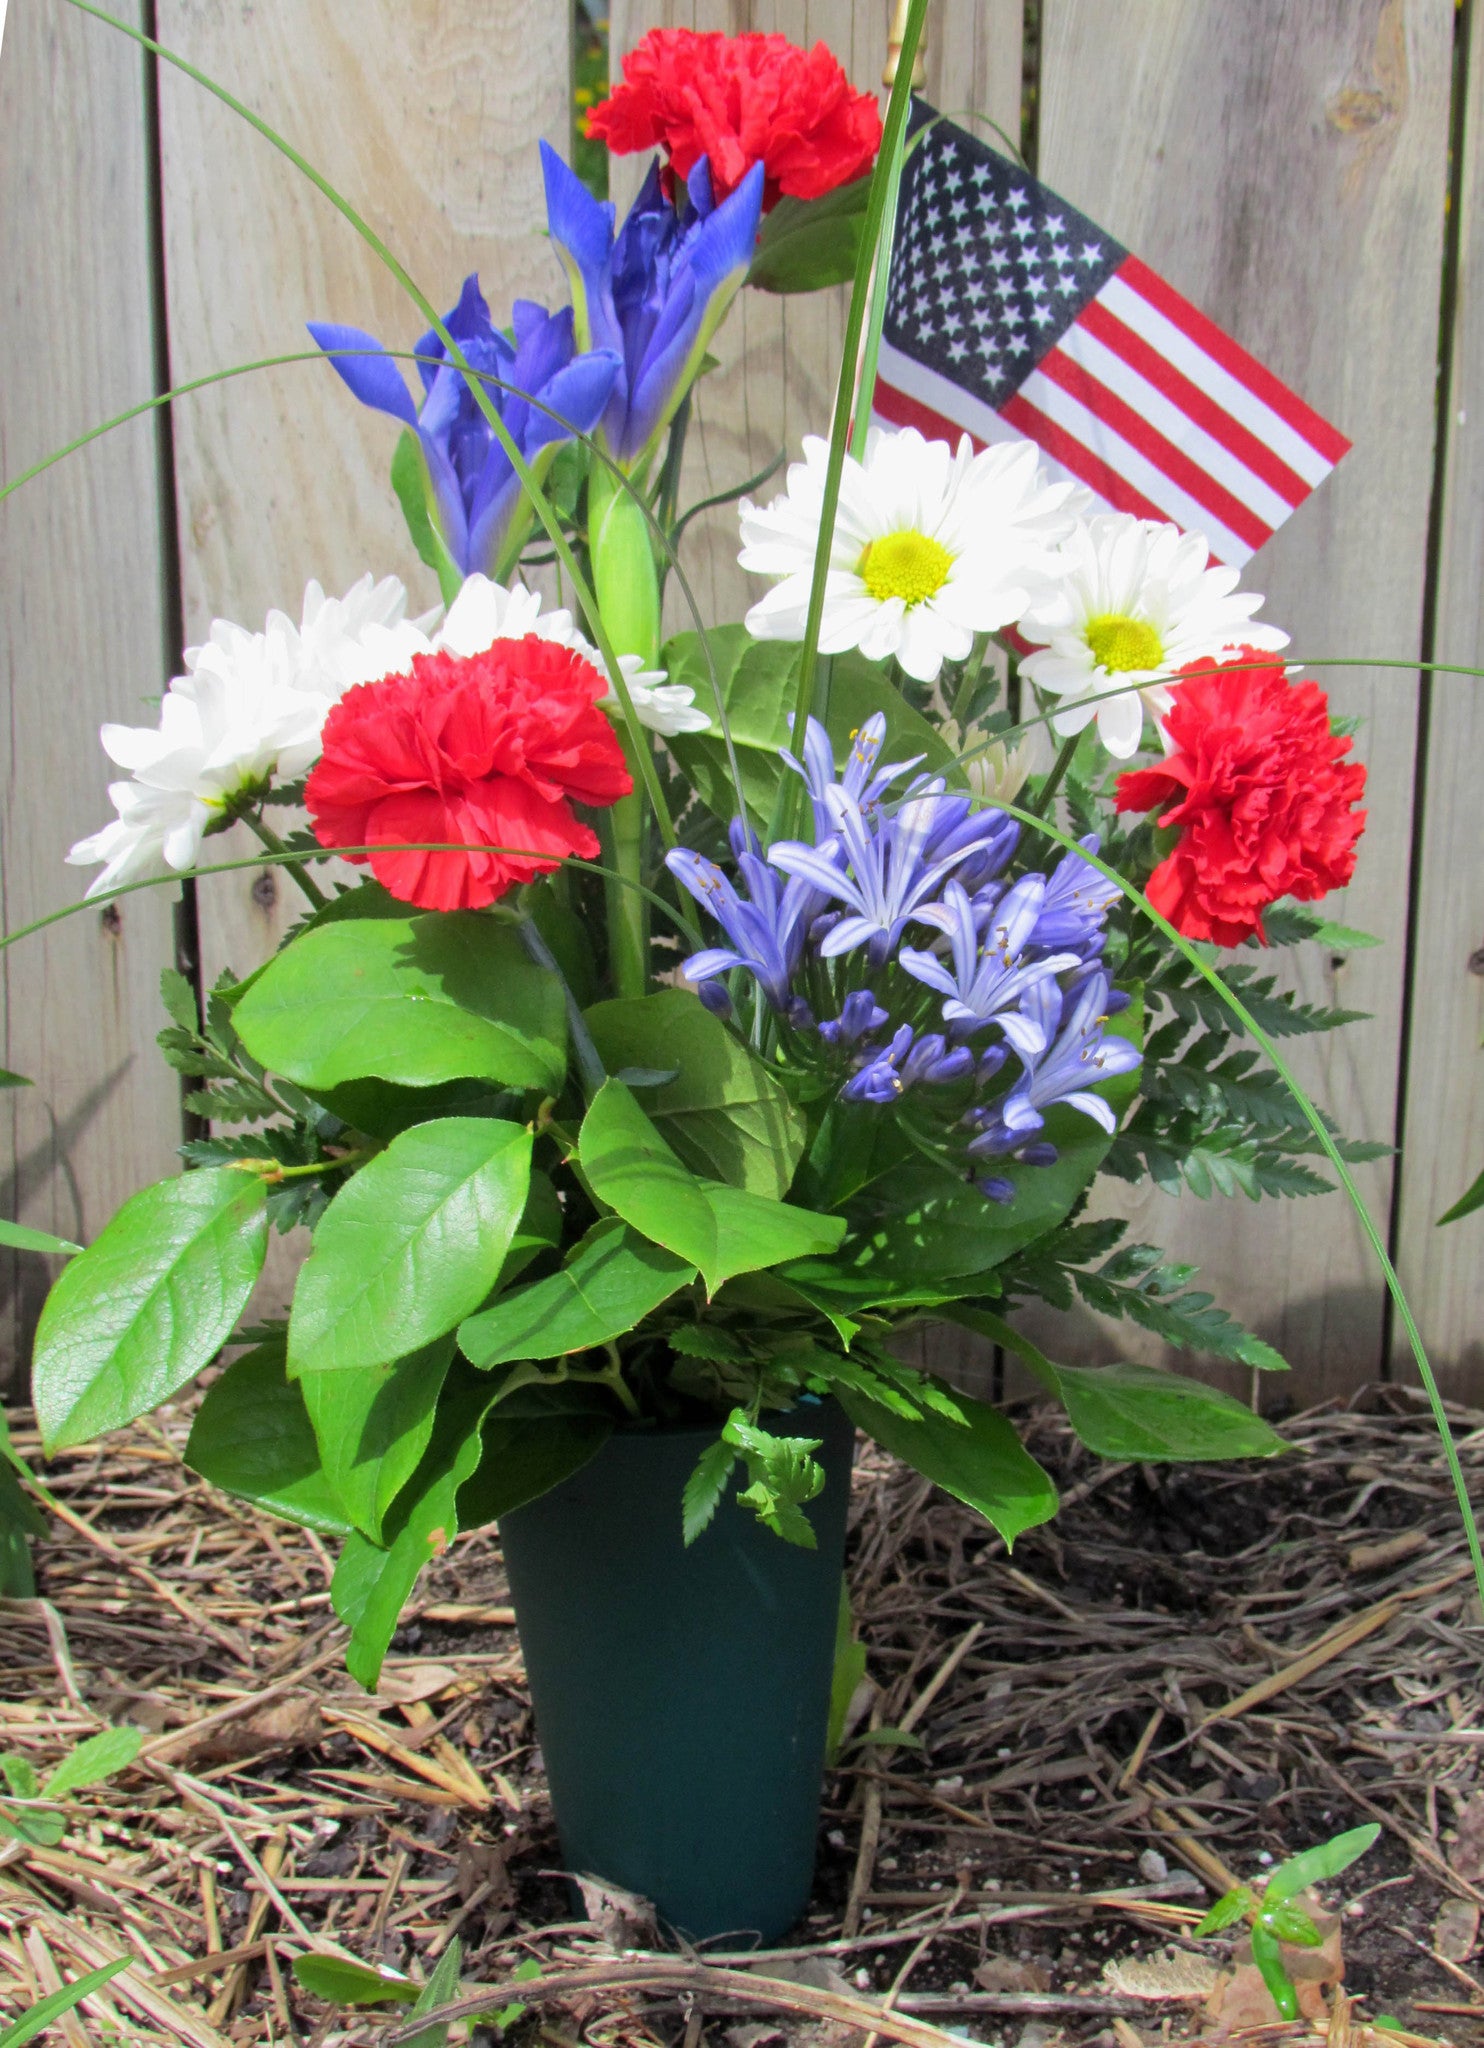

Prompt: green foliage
xmin=577 ymin=1079 xmax=844 ymax=1296
xmin=839 ymin=1379 xmax=1058 ymax=1545
xmin=0 ymin=1724 xmax=142 ymax=1847
xmin=721 ymin=1409 xmax=825 ymax=1548
xmin=391 ymin=428 xmax=463 ymax=606
xmin=287 ymin=1117 xmax=533 ymax=1377
xmin=748 ymin=176 xmax=871 ymax=292
xmin=586 ymin=988 xmax=805 ymax=1197
xmin=292 ymin=1952 xmax=419 ymax=2007
xmin=1439 ymin=1166 xmax=1484 ymax=1226
xmin=233 ymin=913 xmax=566 ymax=1096
xmin=1194 ymin=1823 xmax=1379 ymax=2022
xmin=0 ymin=1407 xmax=46 ymax=1596
xmin=826 ymin=1579 xmax=868 ymax=1764
xmin=0 ymin=1220 xmax=81 ymax=1256
xmin=999 ymin=1222 xmax=1287 ymax=1373
xmin=0 ymin=1958 xmax=132 ymax=2046
xmin=300 ymin=1334 xmax=456 ymax=1540
xmin=32 ymin=1169 xmax=268 ymax=1452
xmin=186 ymin=1341 xmax=353 ymax=1535
xmin=459 ymin=1217 xmax=695 ymax=1370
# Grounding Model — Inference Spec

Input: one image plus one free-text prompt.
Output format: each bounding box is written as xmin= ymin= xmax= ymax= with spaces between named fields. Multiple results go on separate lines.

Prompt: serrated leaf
xmin=32 ymin=1171 xmax=268 ymax=1452
xmin=1195 ymin=1886 xmax=1257 ymax=1937
xmin=43 ymin=1725 xmax=141 ymax=1798
xmin=682 ymin=1436 xmax=738 ymax=1545
xmin=159 ymin=967 xmax=199 ymax=1034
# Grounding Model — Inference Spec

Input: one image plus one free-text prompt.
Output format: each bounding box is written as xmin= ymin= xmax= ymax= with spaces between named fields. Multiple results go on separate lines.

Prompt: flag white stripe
xmin=1055 ymin=321 xmax=1291 ymax=534
xmin=1020 ymin=365 xmax=1255 ymax=566
xmin=1098 ymin=274 xmax=1332 ymax=487
xmin=873 ymin=342 xmax=1101 ymax=503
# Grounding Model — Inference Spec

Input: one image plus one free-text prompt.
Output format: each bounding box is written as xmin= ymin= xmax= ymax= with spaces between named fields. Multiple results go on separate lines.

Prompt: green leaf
xmin=391 ymin=428 xmax=463 ymax=608
xmin=663 ymin=629 xmax=953 ymax=829
xmin=682 ymin=1434 xmax=738 ymax=1546
xmin=968 ymin=1314 xmax=1287 ymax=1462
xmin=0 ymin=1756 xmax=37 ymax=1799
xmin=0 ymin=1958 xmax=133 ymax=2047
xmin=288 ymin=1118 xmax=532 ymax=1377
xmin=400 ymin=1937 xmax=467 ymax=2047
xmin=748 ymin=174 xmax=870 ymax=292
xmin=0 ymin=1469 xmax=43 ymax=1596
xmin=159 ymin=966 xmax=200 ymax=1034
xmin=459 ymin=1217 xmax=694 ymax=1370
xmin=722 ymin=1409 xmax=825 ymax=1548
xmin=1194 ymin=1886 xmax=1257 ymax=1938
xmin=0 ymin=1796 xmax=65 ymax=1847
xmin=826 ymin=1578 xmax=867 ymax=1763
xmin=1439 ymin=1167 xmax=1484 ymax=1226
xmin=292 ymin=1952 xmax=419 ymax=2008
xmin=1263 ymin=1823 xmax=1380 ymax=1907
xmin=300 ymin=1335 xmax=456 ymax=1540
xmin=185 ymin=1342 xmax=354 ymax=1536
xmin=578 ymin=1079 xmax=844 ymax=1296
xmin=839 ymin=1382 xmax=1058 ymax=1546
xmin=0 ymin=1070 xmax=29 ymax=1091
xmin=43 ymin=1725 xmax=142 ymax=1797
xmin=586 ymin=989 xmax=804 ymax=1197
xmin=0 ymin=1220 xmax=83 ymax=1257
xmin=234 ymin=913 xmax=565 ymax=1095
xmin=455 ymin=1396 xmax=612 ymax=1528
xmin=1261 ymin=1903 xmax=1325 ymax=1946
xmin=33 ymin=1170 xmax=269 ymax=1452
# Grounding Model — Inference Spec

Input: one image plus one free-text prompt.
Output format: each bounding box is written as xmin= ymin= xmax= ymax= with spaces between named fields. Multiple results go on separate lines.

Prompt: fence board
xmin=1394 ymin=6 xmax=1484 ymax=1397
xmin=154 ymin=0 xmax=575 ymax=1314
xmin=1026 ymin=0 xmax=1452 ymax=1398
xmin=0 ymin=0 xmax=181 ymax=1376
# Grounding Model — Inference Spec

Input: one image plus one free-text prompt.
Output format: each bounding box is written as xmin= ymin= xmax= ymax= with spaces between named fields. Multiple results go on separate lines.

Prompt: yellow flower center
xmin=1084 ymin=613 xmax=1164 ymax=674
xmin=858 ymin=529 xmax=954 ymax=606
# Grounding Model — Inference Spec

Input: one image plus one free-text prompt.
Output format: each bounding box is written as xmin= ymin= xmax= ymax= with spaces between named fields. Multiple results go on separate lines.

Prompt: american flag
xmin=875 ymin=105 xmax=1349 ymax=569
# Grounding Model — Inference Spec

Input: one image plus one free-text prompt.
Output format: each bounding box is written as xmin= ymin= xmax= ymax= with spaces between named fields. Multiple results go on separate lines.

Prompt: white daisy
xmin=435 ymin=573 xmax=710 ymax=738
xmin=68 ymin=575 xmax=428 ymax=897
xmin=737 ymin=425 xmax=1083 ymax=684
xmin=1016 ymin=515 xmax=1290 ymax=759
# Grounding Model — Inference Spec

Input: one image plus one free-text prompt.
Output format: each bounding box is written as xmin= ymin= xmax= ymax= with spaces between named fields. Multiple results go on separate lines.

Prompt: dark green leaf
xmin=826 ymin=1579 xmax=867 ymax=1763
xmin=1439 ymin=1167 xmax=1484 ymax=1226
xmin=186 ymin=1343 xmax=353 ymax=1536
xmin=300 ymin=1335 xmax=456 ymax=1540
xmin=0 ymin=1070 xmax=29 ymax=1091
xmin=586 ymin=989 xmax=804 ymax=1197
xmin=33 ymin=1171 xmax=268 ymax=1452
xmin=456 ymin=1399 xmax=612 ymax=1528
xmin=748 ymin=175 xmax=870 ymax=292
xmin=840 ymin=1382 xmax=1058 ymax=1545
xmin=459 ymin=1217 xmax=694 ymax=1369
xmin=234 ymin=913 xmax=565 ymax=1095
xmin=288 ymin=1118 xmax=532 ymax=1377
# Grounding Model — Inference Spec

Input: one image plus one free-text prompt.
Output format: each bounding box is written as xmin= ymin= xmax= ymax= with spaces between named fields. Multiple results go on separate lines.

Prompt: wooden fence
xmin=0 ymin=0 xmax=1480 ymax=1402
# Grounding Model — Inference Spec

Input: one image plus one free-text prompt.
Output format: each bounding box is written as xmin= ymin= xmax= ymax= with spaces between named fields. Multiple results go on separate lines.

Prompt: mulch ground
xmin=2 ymin=1383 xmax=1483 ymax=2047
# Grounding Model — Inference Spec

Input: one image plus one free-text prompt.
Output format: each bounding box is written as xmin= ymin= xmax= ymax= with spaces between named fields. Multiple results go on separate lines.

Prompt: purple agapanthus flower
xmin=818 ymin=989 xmax=890 ymax=1047
xmin=781 ymin=712 xmax=921 ymax=842
xmin=900 ymin=877 xmax=1082 ymax=1047
xmin=968 ymin=970 xmax=1142 ymax=1157
xmin=666 ymin=821 xmax=819 ymax=1012
xmin=1031 ymin=836 xmax=1123 ymax=953
xmin=541 ymin=144 xmax=764 ymax=472
xmin=309 ymin=283 xmax=620 ymax=580
xmin=841 ymin=1026 xmax=974 ymax=1104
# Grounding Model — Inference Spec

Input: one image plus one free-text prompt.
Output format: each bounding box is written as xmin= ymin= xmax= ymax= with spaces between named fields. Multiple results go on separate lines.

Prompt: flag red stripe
xmin=1077 ymin=297 xmax=1310 ymax=508
xmin=1117 ymin=254 xmax=1351 ymax=463
xmin=1000 ymin=392 xmax=1172 ymax=529
xmin=1036 ymin=345 xmax=1271 ymax=551
xmin=872 ymin=377 xmax=976 ymax=447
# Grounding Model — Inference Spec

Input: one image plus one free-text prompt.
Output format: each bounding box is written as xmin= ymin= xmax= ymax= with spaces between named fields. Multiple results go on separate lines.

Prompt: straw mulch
xmin=1 ymin=1383 xmax=1482 ymax=2047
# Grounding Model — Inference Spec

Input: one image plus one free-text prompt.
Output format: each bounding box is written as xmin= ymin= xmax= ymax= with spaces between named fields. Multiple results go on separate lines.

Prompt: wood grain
xmin=1392 ymin=3 xmax=1484 ymax=1394
xmin=0 ymin=0 xmax=181 ymax=1377
xmin=153 ymin=0 xmax=574 ymax=1317
xmin=1022 ymin=0 xmax=1453 ymax=1397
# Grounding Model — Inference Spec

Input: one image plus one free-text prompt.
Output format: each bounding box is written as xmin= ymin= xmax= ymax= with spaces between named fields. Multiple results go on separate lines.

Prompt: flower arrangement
xmin=34 ymin=21 xmax=1378 ymax=1720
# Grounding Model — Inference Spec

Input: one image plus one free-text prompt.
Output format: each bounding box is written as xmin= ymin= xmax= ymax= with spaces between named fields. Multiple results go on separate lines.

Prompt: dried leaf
xmin=1452 ymin=1791 xmax=1484 ymax=1883
xmin=1102 ymin=1949 xmax=1220 ymax=2000
xmin=186 ymin=1695 xmax=324 ymax=1764
xmin=573 ymin=1873 xmax=658 ymax=1950
xmin=1434 ymin=1897 xmax=1479 ymax=1962
xmin=976 ymin=1957 xmax=1052 ymax=1994
xmin=375 ymin=1662 xmax=464 ymax=1705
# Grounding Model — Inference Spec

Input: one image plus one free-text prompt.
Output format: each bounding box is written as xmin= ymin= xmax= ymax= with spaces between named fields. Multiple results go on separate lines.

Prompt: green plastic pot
xmin=499 ymin=1401 xmax=855 ymax=1943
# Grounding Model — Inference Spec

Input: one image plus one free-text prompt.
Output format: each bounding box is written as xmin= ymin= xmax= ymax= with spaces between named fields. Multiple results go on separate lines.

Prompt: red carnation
xmin=305 ymin=636 xmax=631 ymax=913
xmin=586 ymin=29 xmax=881 ymax=211
xmin=1114 ymin=650 xmax=1367 ymax=948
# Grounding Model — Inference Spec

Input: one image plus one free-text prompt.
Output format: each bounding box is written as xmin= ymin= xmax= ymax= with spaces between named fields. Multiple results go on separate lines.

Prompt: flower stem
xmin=517 ymin=913 xmax=606 ymax=1101
xmin=240 ymin=809 xmax=329 ymax=908
xmin=1028 ymin=732 xmax=1080 ymax=818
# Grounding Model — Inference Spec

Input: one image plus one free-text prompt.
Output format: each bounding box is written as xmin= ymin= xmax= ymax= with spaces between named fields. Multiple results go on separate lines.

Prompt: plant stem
xmin=239 ymin=810 xmax=328 ymax=908
xmin=516 ymin=914 xmax=606 ymax=1100
xmin=1028 ymin=732 xmax=1079 ymax=818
